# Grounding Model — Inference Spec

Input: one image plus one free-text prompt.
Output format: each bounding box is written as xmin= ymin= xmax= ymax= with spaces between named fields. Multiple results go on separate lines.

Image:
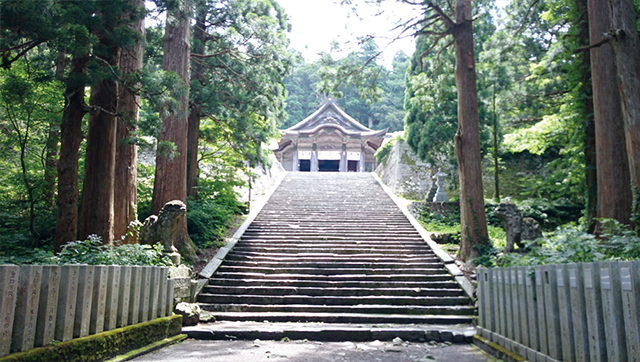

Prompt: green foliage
xmin=485 ymin=198 xmax=582 ymax=231
xmin=499 ymin=219 xmax=640 ymax=267
xmin=53 ymin=236 xmax=172 ymax=266
xmin=374 ymin=134 xmax=403 ymax=164
xmin=187 ymin=182 xmax=245 ymax=249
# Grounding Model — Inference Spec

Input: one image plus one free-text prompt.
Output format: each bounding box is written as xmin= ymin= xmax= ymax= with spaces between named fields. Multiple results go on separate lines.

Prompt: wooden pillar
xmin=292 ymin=143 xmax=299 ymax=172
xmin=340 ymin=143 xmax=347 ymax=172
xmin=311 ymin=143 xmax=319 ymax=172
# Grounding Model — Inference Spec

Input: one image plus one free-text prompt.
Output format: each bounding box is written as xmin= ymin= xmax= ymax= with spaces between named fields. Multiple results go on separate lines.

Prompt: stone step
xmin=201 ymin=286 xmax=467 ymax=297
xmin=241 ymin=232 xmax=423 ymax=239
xmin=199 ymin=311 xmax=474 ymax=324
xmin=208 ymin=278 xmax=460 ymax=289
xmin=225 ymin=252 xmax=440 ymax=261
xmin=221 ymin=261 xmax=445 ymax=269
xmin=229 ymin=246 xmax=436 ymax=254
xmin=212 ymin=272 xmax=455 ymax=282
xmin=183 ymin=321 xmax=476 ymax=343
xmin=215 ymin=266 xmax=449 ymax=275
xmin=197 ymin=294 xmax=471 ymax=307
xmin=234 ymin=243 xmax=433 ymax=250
xmin=200 ymin=304 xmax=476 ymax=316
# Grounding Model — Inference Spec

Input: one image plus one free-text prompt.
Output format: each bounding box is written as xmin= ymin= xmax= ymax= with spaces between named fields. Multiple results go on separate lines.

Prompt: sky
xmin=277 ymin=0 xmax=511 ymax=69
xmin=276 ymin=0 xmax=420 ymax=69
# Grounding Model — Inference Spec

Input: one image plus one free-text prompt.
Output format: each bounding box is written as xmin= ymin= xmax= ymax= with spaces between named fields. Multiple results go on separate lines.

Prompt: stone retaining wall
xmin=476 ymin=261 xmax=640 ymax=362
xmin=0 ymin=264 xmax=177 ymax=357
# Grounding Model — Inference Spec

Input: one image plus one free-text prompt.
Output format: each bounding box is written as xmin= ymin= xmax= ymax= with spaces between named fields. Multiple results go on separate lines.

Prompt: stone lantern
xmin=432 ymin=168 xmax=449 ymax=202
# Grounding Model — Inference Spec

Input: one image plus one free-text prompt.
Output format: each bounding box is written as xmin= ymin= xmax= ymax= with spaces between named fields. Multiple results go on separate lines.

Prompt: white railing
xmin=476 ymin=261 xmax=640 ymax=362
xmin=0 ymin=264 xmax=175 ymax=357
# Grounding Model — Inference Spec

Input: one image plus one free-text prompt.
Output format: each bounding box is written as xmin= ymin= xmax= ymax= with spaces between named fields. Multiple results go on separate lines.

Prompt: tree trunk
xmin=187 ymin=1 xmax=207 ymax=200
xmin=54 ymin=53 xmax=89 ymax=251
xmin=114 ymin=0 xmax=145 ymax=243
xmin=153 ymin=0 xmax=198 ymax=261
xmin=576 ymin=0 xmax=597 ymax=233
xmin=43 ymin=51 xmax=66 ymax=210
xmin=608 ymin=0 xmax=640 ymax=220
xmin=588 ymin=0 xmax=632 ymax=226
xmin=453 ymin=0 xmax=489 ymax=262
xmin=78 ymin=36 xmax=121 ymax=244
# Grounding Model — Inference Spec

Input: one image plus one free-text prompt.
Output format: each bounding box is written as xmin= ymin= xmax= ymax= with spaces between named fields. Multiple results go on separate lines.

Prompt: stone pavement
xmin=131 ymin=339 xmax=500 ymax=362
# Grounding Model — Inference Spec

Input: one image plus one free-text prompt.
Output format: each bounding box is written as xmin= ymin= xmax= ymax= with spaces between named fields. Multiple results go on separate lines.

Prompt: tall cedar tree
xmin=186 ymin=0 xmax=206 ymax=200
xmin=587 ymin=0 xmax=632 ymax=226
xmin=152 ymin=0 xmax=198 ymax=259
xmin=114 ymin=0 xmax=145 ymax=243
xmin=78 ymin=7 xmax=122 ymax=243
xmin=607 ymin=0 xmax=640 ymax=220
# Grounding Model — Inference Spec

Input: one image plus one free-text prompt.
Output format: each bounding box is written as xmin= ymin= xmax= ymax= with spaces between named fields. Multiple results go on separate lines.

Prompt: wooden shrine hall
xmin=274 ymin=98 xmax=387 ymax=172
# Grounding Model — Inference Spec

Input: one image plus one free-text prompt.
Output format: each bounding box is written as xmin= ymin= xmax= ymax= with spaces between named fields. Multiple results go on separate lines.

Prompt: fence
xmin=0 ymin=264 xmax=175 ymax=357
xmin=476 ymin=261 xmax=640 ymax=362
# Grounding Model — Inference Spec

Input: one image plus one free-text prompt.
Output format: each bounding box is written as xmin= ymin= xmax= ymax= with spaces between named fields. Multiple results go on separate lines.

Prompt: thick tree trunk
xmin=78 ymin=37 xmax=121 ymax=244
xmin=576 ymin=0 xmax=597 ymax=233
xmin=453 ymin=0 xmax=489 ymax=262
xmin=114 ymin=0 xmax=145 ymax=243
xmin=187 ymin=2 xmax=207 ymax=200
xmin=608 ymin=0 xmax=640 ymax=220
xmin=153 ymin=0 xmax=198 ymax=260
xmin=587 ymin=0 xmax=632 ymax=226
xmin=54 ymin=54 xmax=89 ymax=251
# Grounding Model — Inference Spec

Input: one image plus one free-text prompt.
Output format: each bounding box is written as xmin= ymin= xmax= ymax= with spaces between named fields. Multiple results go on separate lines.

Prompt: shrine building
xmin=274 ymin=98 xmax=387 ymax=172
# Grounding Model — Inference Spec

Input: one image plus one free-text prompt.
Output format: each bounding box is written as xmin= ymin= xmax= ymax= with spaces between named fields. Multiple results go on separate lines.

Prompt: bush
xmin=52 ymin=236 xmax=173 ymax=266
xmin=187 ymin=186 xmax=245 ymax=249
xmin=0 ymin=235 xmax=173 ymax=266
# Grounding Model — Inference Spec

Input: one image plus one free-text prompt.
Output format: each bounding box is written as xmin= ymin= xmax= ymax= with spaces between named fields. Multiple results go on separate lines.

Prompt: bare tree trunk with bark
xmin=587 ymin=0 xmax=632 ymax=226
xmin=43 ymin=51 xmax=66 ymax=210
xmin=78 ymin=34 xmax=121 ymax=243
xmin=576 ymin=0 xmax=597 ymax=233
xmin=453 ymin=0 xmax=490 ymax=261
xmin=187 ymin=1 xmax=207 ymax=200
xmin=54 ymin=53 xmax=89 ymax=251
xmin=114 ymin=0 xmax=145 ymax=243
xmin=607 ymin=0 xmax=640 ymax=220
xmin=153 ymin=0 xmax=198 ymax=261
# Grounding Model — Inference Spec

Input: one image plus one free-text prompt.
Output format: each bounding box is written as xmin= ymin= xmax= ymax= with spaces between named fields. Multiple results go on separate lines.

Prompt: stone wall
xmin=375 ymin=138 xmax=434 ymax=201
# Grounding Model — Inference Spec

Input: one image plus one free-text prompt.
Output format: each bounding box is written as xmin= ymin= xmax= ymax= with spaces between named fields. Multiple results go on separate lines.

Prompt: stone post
xmin=599 ymin=261 xmax=628 ymax=361
xmin=89 ymin=265 xmax=108 ymax=335
xmin=534 ymin=267 xmax=548 ymax=355
xmin=35 ymin=265 xmax=60 ymax=347
xmin=359 ymin=145 xmax=365 ymax=172
xmin=431 ymin=168 xmax=450 ymax=202
xmin=116 ymin=266 xmax=132 ymax=328
xmin=166 ymin=278 xmax=175 ymax=315
xmin=515 ymin=267 xmax=529 ymax=348
xmin=556 ymin=265 xmax=575 ymax=361
xmin=55 ymin=265 xmax=79 ymax=342
xmin=524 ymin=269 xmax=538 ymax=351
xmin=128 ymin=266 xmax=142 ymax=324
xmin=74 ymin=265 xmax=94 ymax=338
xmin=583 ymin=263 xmax=607 ymax=361
xmin=504 ymin=268 xmax=514 ymax=342
xmin=139 ymin=266 xmax=152 ymax=322
xmin=104 ymin=266 xmax=120 ymax=331
xmin=619 ymin=261 xmax=640 ymax=361
xmin=567 ymin=263 xmax=590 ymax=362
xmin=542 ymin=265 xmax=562 ymax=360
xmin=11 ymin=265 xmax=42 ymax=353
xmin=148 ymin=267 xmax=160 ymax=321
xmin=158 ymin=267 xmax=168 ymax=318
xmin=491 ymin=269 xmax=502 ymax=336
xmin=0 ymin=265 xmax=19 ymax=357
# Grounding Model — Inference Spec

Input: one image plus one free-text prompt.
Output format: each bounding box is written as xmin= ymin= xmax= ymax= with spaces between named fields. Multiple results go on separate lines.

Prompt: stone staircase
xmin=197 ymin=172 xmax=474 ymax=325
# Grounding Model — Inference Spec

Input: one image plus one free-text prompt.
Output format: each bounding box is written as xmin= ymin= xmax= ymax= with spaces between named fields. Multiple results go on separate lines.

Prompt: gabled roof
xmin=281 ymin=98 xmax=387 ymax=139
